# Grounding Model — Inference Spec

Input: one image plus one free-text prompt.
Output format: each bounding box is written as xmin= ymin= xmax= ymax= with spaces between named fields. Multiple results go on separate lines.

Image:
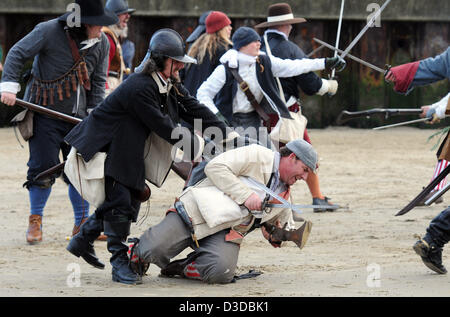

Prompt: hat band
xmin=267 ymin=13 xmax=294 ymax=23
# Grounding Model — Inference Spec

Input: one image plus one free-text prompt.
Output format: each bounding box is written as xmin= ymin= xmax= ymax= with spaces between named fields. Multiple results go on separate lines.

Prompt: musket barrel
xmin=15 ymin=98 xmax=82 ymax=125
xmin=336 ymin=108 xmax=423 ymax=125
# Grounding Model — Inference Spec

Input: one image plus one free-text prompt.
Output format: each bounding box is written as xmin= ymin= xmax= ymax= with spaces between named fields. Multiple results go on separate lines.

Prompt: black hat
xmin=105 ymin=0 xmax=136 ymax=16
xmin=58 ymin=0 xmax=119 ymax=27
xmin=135 ymin=29 xmax=197 ymax=72
xmin=186 ymin=11 xmax=212 ymax=44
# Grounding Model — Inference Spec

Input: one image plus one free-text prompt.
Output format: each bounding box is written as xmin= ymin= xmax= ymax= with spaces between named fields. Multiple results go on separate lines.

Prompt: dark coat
xmin=181 ymin=45 xmax=229 ymax=96
xmin=1 ymin=19 xmax=109 ymax=117
xmin=260 ymin=32 xmax=323 ymax=100
xmin=65 ymin=71 xmax=228 ymax=191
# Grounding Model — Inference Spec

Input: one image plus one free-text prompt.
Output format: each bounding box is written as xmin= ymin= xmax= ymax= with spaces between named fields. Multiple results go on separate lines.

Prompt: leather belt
xmin=228 ymin=66 xmax=270 ymax=123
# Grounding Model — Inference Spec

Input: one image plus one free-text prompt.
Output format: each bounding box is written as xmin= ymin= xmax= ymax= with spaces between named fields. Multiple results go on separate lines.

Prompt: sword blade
xmin=306 ymin=44 xmax=325 ymax=58
xmin=332 ymin=0 xmax=346 ymax=78
xmin=373 ymin=118 xmax=430 ymax=130
xmin=425 ymin=182 xmax=450 ymax=206
xmin=244 ymin=177 xmax=302 ymax=214
xmin=265 ymin=203 xmax=340 ymax=210
xmin=340 ymin=0 xmax=392 ymax=59
xmin=313 ymin=38 xmax=386 ymax=74
xmin=397 ymin=165 xmax=450 ymax=216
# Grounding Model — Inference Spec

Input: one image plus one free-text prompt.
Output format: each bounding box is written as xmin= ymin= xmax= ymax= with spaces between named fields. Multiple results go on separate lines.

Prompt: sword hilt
xmin=384 ymin=64 xmax=392 ymax=82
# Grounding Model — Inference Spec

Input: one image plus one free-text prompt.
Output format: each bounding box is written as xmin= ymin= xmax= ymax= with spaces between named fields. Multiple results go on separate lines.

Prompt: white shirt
xmin=431 ymin=92 xmax=450 ymax=119
xmin=196 ymin=49 xmax=325 ymax=115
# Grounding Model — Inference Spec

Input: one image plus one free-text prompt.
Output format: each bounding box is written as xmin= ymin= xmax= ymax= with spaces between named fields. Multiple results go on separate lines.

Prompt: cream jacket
xmin=178 ymin=144 xmax=295 ymax=241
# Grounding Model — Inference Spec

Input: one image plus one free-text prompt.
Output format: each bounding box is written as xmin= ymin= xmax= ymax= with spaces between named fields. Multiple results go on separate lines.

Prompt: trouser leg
xmin=186 ymin=230 xmax=240 ymax=284
xmin=135 ymin=212 xmax=193 ymax=269
xmin=413 ymin=207 xmax=450 ymax=274
xmin=96 ymin=177 xmax=141 ymax=284
xmin=103 ymin=218 xmax=141 ymax=284
xmin=136 ymin=213 xmax=239 ymax=284
xmin=425 ymin=207 xmax=450 ymax=247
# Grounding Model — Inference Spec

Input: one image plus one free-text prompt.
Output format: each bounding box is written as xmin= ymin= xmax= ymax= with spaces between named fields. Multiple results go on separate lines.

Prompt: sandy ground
xmin=0 ymin=126 xmax=449 ymax=298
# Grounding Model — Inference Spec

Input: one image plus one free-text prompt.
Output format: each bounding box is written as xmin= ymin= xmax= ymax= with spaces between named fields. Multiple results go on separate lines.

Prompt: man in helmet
xmin=65 ymin=29 xmax=235 ymax=285
xmin=103 ymin=0 xmax=135 ymax=95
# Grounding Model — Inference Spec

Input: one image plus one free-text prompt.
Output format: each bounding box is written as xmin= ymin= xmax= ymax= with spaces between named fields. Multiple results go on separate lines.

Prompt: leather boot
xmin=26 ymin=215 xmax=43 ymax=244
xmin=104 ymin=220 xmax=142 ymax=285
xmin=72 ymin=218 xmax=107 ymax=241
xmin=66 ymin=214 xmax=105 ymax=269
xmin=413 ymin=237 xmax=447 ymax=274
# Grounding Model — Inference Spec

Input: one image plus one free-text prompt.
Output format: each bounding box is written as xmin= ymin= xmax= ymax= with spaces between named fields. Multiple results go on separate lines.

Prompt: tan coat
xmin=178 ymin=144 xmax=295 ymax=241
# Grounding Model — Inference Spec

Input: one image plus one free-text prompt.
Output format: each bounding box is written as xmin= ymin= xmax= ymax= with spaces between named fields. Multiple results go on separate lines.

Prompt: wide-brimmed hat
xmin=255 ymin=3 xmax=306 ymax=29
xmin=58 ymin=0 xmax=119 ymax=27
xmin=186 ymin=11 xmax=212 ymax=44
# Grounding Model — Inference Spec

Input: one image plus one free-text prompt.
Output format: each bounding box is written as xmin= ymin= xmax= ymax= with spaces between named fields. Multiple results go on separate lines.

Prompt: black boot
xmin=104 ymin=220 xmax=142 ymax=285
xmin=66 ymin=214 xmax=105 ymax=269
xmin=413 ymin=237 xmax=447 ymax=274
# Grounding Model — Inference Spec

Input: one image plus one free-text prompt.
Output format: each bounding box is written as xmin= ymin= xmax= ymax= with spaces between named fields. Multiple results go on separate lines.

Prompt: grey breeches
xmin=135 ymin=212 xmax=240 ymax=284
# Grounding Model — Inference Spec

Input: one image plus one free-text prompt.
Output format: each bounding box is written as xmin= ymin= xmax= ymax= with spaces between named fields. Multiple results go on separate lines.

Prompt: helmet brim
xmin=134 ymin=52 xmax=197 ymax=73
xmin=172 ymin=55 xmax=197 ymax=64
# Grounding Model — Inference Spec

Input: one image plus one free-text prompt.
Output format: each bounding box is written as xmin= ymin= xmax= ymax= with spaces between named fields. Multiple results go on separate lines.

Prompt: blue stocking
xmin=68 ymin=184 xmax=90 ymax=226
xmin=29 ymin=186 xmax=52 ymax=217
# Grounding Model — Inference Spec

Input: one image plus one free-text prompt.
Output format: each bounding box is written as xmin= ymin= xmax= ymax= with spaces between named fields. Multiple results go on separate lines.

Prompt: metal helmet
xmin=135 ymin=28 xmax=197 ymax=72
xmin=105 ymin=0 xmax=136 ymax=16
xmin=150 ymin=29 xmax=196 ymax=64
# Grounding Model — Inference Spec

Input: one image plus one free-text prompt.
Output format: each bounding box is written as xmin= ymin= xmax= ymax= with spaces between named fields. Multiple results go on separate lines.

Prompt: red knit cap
xmin=205 ymin=11 xmax=231 ymax=34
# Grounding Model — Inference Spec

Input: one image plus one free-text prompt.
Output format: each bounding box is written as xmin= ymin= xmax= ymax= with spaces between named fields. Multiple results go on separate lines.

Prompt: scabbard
xmin=396 ymin=164 xmax=450 ymax=216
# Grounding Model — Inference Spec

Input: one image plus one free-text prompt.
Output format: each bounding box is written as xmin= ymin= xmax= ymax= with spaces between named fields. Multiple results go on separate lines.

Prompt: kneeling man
xmin=130 ymin=138 xmax=317 ymax=284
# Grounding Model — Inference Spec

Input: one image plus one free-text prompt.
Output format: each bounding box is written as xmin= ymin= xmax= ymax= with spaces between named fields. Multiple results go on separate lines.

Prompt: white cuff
xmin=0 ymin=82 xmax=21 ymax=94
xmin=431 ymin=92 xmax=450 ymax=119
xmin=316 ymin=79 xmax=329 ymax=96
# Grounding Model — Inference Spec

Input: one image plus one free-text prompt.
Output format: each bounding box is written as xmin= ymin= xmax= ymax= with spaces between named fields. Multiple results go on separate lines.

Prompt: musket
xmin=396 ymin=164 xmax=450 ymax=216
xmin=16 ymin=98 xmax=81 ymax=125
xmin=336 ymin=108 xmax=423 ymax=125
xmin=12 ymin=99 xmax=192 ymax=183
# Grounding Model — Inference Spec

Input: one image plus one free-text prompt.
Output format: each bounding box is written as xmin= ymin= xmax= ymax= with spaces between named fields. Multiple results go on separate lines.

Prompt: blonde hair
xmin=187 ymin=27 xmax=232 ymax=64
